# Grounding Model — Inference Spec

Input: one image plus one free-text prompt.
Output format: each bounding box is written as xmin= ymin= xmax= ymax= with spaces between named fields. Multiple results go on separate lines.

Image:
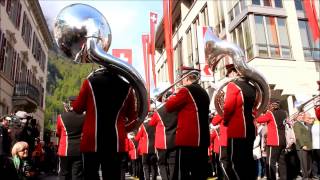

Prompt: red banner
xmin=150 ymin=12 xmax=158 ymax=88
xmin=112 ymin=49 xmax=132 ymax=64
xmin=304 ymin=0 xmax=320 ymax=41
xmin=163 ymin=0 xmax=174 ymax=86
xmin=142 ymin=34 xmax=150 ymax=99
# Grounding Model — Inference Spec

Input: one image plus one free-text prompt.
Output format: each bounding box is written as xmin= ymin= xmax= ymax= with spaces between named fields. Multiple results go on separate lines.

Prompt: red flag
xmin=163 ymin=0 xmax=174 ymax=86
xmin=112 ymin=49 xmax=132 ymax=64
xmin=304 ymin=0 xmax=320 ymax=41
xmin=149 ymin=12 xmax=158 ymax=88
xmin=142 ymin=34 xmax=150 ymax=100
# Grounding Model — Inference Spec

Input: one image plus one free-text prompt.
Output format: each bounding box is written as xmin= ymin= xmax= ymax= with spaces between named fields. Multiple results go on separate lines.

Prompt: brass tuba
xmin=204 ymin=28 xmax=270 ymax=117
xmin=53 ymin=4 xmax=148 ymax=129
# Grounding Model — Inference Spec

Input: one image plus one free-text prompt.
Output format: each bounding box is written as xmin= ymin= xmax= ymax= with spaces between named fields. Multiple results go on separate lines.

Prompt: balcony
xmin=12 ymin=83 xmax=41 ymax=112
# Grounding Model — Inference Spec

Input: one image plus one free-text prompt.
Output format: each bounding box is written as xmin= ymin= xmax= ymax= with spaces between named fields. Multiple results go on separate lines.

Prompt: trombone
xmin=151 ymin=70 xmax=200 ymax=103
xmin=288 ymin=94 xmax=320 ymax=121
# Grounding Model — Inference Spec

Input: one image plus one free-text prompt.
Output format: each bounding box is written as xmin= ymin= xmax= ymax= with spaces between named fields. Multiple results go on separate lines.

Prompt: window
xmin=240 ymin=0 xmax=247 ymax=11
xmin=254 ymin=15 xmax=268 ymax=57
xmin=243 ymin=18 xmax=253 ymax=59
xmin=6 ymin=0 xmax=21 ymax=29
xmin=234 ymin=2 xmax=240 ymax=17
xmin=231 ymin=18 xmax=254 ymax=60
xmin=277 ymin=18 xmax=291 ymax=58
xmin=201 ymin=6 xmax=209 ymax=26
xmin=294 ymin=0 xmax=304 ymax=11
xmin=298 ymin=20 xmax=320 ymax=60
xmin=263 ymin=0 xmax=271 ymax=6
xmin=0 ymin=29 xmax=5 ymax=70
xmin=174 ymin=41 xmax=183 ymax=76
xmin=252 ymin=0 xmax=261 ymax=5
xmin=265 ymin=17 xmax=280 ymax=57
xmin=21 ymin=13 xmax=32 ymax=47
xmin=274 ymin=0 xmax=282 ymax=8
xmin=252 ymin=0 xmax=282 ymax=8
xmin=192 ymin=18 xmax=199 ymax=64
xmin=186 ymin=28 xmax=193 ymax=66
xmin=253 ymin=15 xmax=291 ymax=58
xmin=3 ymin=42 xmax=16 ymax=80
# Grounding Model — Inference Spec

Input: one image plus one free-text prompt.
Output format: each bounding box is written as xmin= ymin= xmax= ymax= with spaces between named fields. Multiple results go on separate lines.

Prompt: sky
xmin=39 ymin=0 xmax=163 ymax=82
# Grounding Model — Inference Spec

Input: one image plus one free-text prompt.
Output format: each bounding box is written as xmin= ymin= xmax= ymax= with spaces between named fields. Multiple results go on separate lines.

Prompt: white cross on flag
xmin=112 ymin=49 xmax=132 ymax=65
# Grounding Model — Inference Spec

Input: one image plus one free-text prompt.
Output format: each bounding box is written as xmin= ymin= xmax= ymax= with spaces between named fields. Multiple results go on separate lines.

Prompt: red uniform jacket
xmin=128 ymin=138 xmax=138 ymax=160
xmin=72 ymin=71 xmax=137 ymax=153
xmin=315 ymin=106 xmax=320 ymax=120
xmin=223 ymin=80 xmax=256 ymax=139
xmin=211 ymin=114 xmax=227 ymax=147
xmin=165 ymin=84 xmax=210 ymax=147
xmin=135 ymin=122 xmax=155 ymax=154
xmin=210 ymin=129 xmax=220 ymax=154
xmin=256 ymin=109 xmax=287 ymax=147
xmin=56 ymin=112 xmax=84 ymax=156
xmin=148 ymin=105 xmax=177 ymax=150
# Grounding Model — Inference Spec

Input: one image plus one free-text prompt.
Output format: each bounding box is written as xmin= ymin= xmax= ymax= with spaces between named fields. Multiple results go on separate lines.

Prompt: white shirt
xmin=312 ymin=120 xmax=320 ymax=149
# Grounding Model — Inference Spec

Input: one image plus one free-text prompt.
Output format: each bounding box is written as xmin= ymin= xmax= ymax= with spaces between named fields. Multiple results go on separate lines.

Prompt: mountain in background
xmin=45 ymin=53 xmax=96 ymax=130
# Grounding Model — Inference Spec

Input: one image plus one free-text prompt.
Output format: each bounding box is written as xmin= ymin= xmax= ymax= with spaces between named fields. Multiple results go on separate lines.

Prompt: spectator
xmin=0 ymin=116 xmax=13 ymax=176
xmin=293 ymin=112 xmax=313 ymax=179
xmin=11 ymin=141 xmax=37 ymax=179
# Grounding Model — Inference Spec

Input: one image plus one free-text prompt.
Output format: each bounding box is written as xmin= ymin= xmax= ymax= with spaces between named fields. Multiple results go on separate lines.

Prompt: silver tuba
xmin=204 ymin=28 xmax=270 ymax=117
xmin=53 ymin=4 xmax=148 ymax=129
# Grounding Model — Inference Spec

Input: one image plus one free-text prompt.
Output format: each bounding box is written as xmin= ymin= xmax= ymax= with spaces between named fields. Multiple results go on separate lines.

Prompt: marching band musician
xmin=72 ymin=69 xmax=137 ymax=180
xmin=211 ymin=114 xmax=226 ymax=180
xmin=148 ymin=91 xmax=177 ymax=180
xmin=222 ymin=64 xmax=257 ymax=180
xmin=135 ymin=120 xmax=157 ymax=180
xmin=256 ymin=98 xmax=287 ymax=180
xmin=56 ymin=96 xmax=84 ymax=180
xmin=164 ymin=66 xmax=210 ymax=180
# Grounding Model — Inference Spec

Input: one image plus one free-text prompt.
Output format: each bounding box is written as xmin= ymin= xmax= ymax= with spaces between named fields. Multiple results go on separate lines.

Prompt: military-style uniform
xmin=257 ymin=109 xmax=287 ymax=180
xmin=149 ymin=105 xmax=177 ymax=180
xmin=165 ymin=82 xmax=210 ymax=180
xmin=135 ymin=122 xmax=157 ymax=180
xmin=223 ymin=79 xmax=256 ymax=180
xmin=56 ymin=112 xmax=84 ymax=180
xmin=72 ymin=70 xmax=137 ymax=180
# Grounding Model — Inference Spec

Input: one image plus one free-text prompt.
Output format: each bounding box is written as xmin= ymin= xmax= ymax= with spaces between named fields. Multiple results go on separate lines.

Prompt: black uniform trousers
xmin=83 ymin=152 xmax=121 ymax=180
xmin=213 ymin=152 xmax=223 ymax=180
xmin=142 ymin=153 xmax=158 ymax=180
xmin=220 ymin=138 xmax=256 ymax=180
xmin=266 ymin=145 xmax=287 ymax=180
xmin=58 ymin=156 xmax=83 ymax=180
xmin=157 ymin=148 xmax=177 ymax=180
xmin=176 ymin=146 xmax=208 ymax=180
xmin=298 ymin=149 xmax=312 ymax=179
xmin=312 ymin=149 xmax=320 ymax=177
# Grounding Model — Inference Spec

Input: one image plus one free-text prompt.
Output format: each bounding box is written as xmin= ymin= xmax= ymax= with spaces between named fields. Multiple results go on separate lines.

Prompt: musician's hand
xmin=302 ymin=146 xmax=309 ymax=151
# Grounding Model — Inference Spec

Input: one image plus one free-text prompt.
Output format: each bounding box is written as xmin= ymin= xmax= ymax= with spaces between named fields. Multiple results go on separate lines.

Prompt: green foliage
xmin=44 ymin=54 xmax=96 ymax=130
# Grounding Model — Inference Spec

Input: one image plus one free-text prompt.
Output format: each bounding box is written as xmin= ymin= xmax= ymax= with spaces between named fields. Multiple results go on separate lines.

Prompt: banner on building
xmin=112 ymin=49 xmax=132 ymax=65
xmin=197 ymin=26 xmax=215 ymax=81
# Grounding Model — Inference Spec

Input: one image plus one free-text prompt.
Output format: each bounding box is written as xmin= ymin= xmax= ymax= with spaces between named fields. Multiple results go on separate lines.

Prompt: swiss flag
xmin=112 ymin=49 xmax=132 ymax=65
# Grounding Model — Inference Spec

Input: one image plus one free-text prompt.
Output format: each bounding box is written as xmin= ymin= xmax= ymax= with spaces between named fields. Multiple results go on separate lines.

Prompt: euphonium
xmin=204 ymin=28 xmax=270 ymax=117
xmin=53 ymin=4 xmax=148 ymax=129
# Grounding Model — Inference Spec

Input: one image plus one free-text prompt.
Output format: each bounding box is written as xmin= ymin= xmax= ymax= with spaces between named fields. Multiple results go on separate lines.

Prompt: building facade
xmin=155 ymin=0 xmax=319 ymax=115
xmin=0 ymin=0 xmax=53 ymax=138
